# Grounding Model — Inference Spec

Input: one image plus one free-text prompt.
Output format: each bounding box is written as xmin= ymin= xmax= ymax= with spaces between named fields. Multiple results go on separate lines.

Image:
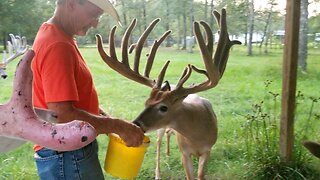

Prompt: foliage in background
xmin=1 ymin=0 xmax=320 ymax=50
xmin=0 ymin=0 xmax=55 ymax=48
xmin=240 ymin=80 xmax=320 ymax=179
xmin=0 ymin=46 xmax=319 ymax=179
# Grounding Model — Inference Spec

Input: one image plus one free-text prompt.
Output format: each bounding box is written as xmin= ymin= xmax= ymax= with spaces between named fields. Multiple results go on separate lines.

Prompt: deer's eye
xmin=159 ymin=105 xmax=168 ymax=112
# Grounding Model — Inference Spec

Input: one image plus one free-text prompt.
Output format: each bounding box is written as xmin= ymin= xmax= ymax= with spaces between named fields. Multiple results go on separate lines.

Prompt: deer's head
xmin=96 ymin=9 xmax=241 ymax=132
xmin=303 ymin=141 xmax=320 ymax=159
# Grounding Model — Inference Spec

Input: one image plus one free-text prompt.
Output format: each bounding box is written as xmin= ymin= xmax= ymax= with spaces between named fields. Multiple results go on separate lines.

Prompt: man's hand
xmin=97 ymin=117 xmax=145 ymax=147
xmin=115 ymin=120 xmax=145 ymax=147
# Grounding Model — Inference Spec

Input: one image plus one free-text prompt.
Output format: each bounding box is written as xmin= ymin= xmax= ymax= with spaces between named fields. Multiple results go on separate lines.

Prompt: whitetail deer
xmin=303 ymin=141 xmax=320 ymax=159
xmin=96 ymin=9 xmax=241 ymax=180
xmin=1 ymin=34 xmax=28 ymax=79
xmin=0 ymin=49 xmax=97 ymax=153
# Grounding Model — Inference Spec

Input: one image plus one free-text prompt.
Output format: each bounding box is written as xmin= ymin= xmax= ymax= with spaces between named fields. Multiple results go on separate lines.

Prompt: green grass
xmin=1 ymin=46 xmax=320 ymax=179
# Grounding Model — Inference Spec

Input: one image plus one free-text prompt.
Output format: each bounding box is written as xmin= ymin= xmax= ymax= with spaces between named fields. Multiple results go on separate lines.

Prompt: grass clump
xmin=240 ymin=80 xmax=320 ymax=180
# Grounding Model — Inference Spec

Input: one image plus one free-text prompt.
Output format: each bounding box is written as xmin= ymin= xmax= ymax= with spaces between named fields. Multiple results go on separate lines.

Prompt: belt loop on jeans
xmin=56 ymin=151 xmax=64 ymax=154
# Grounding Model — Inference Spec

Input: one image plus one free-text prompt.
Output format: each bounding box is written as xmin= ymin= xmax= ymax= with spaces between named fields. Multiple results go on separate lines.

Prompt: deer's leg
xmin=197 ymin=151 xmax=210 ymax=180
xmin=155 ymin=129 xmax=165 ymax=179
xmin=165 ymin=128 xmax=173 ymax=156
xmin=181 ymin=153 xmax=194 ymax=180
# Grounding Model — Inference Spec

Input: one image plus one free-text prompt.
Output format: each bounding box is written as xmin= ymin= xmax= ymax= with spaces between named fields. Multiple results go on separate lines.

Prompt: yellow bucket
xmin=104 ymin=133 xmax=150 ymax=179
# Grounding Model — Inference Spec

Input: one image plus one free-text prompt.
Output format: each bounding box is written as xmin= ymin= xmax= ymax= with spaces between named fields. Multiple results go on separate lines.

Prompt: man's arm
xmin=47 ymin=101 xmax=144 ymax=147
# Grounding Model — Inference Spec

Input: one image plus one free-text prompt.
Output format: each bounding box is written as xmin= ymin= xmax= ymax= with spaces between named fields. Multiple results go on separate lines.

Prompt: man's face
xmin=71 ymin=0 xmax=104 ymax=36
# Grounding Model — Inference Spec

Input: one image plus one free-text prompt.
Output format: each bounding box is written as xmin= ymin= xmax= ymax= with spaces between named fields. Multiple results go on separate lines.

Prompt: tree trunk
xmin=210 ymin=0 xmax=215 ymax=49
xmin=177 ymin=14 xmax=182 ymax=50
xmin=264 ymin=6 xmax=273 ymax=54
xmin=247 ymin=0 xmax=254 ymax=56
xmin=141 ymin=0 xmax=148 ymax=47
xmin=204 ymin=0 xmax=208 ymax=22
xmin=3 ymin=32 xmax=7 ymax=51
xmin=260 ymin=2 xmax=274 ymax=55
xmin=165 ymin=0 xmax=171 ymax=47
xmin=298 ymin=0 xmax=309 ymax=72
xmin=244 ymin=27 xmax=248 ymax=46
xmin=119 ymin=0 xmax=127 ymax=27
xmin=210 ymin=0 xmax=214 ymax=27
xmin=182 ymin=6 xmax=187 ymax=50
xmin=188 ymin=0 xmax=194 ymax=53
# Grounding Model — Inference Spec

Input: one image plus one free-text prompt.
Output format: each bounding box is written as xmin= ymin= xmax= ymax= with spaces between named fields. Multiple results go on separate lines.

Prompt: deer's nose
xmin=133 ymin=121 xmax=146 ymax=133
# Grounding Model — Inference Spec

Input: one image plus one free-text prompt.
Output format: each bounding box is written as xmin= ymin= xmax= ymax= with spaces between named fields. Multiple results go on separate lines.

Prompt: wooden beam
xmin=280 ymin=0 xmax=301 ymax=163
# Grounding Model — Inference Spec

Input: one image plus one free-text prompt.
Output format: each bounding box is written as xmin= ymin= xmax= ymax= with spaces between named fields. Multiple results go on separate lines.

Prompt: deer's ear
xmin=160 ymin=81 xmax=171 ymax=91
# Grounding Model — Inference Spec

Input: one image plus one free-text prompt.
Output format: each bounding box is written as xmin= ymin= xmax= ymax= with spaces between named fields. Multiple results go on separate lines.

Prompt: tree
xmin=0 ymin=0 xmax=54 ymax=49
xmin=163 ymin=0 xmax=172 ymax=47
xmin=308 ymin=15 xmax=320 ymax=34
xmin=257 ymin=0 xmax=276 ymax=54
xmin=209 ymin=0 xmax=215 ymax=29
xmin=247 ymin=0 xmax=255 ymax=56
xmin=187 ymin=0 xmax=194 ymax=53
xmin=204 ymin=0 xmax=208 ymax=22
xmin=117 ymin=0 xmax=128 ymax=27
xmin=179 ymin=0 xmax=189 ymax=50
xmin=298 ymin=0 xmax=309 ymax=72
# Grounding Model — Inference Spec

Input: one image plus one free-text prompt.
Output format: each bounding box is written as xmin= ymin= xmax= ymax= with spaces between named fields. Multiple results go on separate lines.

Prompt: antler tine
xmin=134 ymin=18 xmax=161 ymax=74
xmin=109 ymin=26 xmax=118 ymax=60
xmin=144 ymin=30 xmax=171 ymax=78
xmin=96 ymin=18 xmax=171 ymax=88
xmin=96 ymin=33 xmax=155 ymax=87
xmin=194 ymin=21 xmax=212 ymax=78
xmin=1 ymin=34 xmax=28 ymax=79
xmin=199 ymin=21 xmax=214 ymax=59
xmin=155 ymin=60 xmax=171 ymax=89
xmin=173 ymin=8 xmax=241 ymax=96
xmin=176 ymin=65 xmax=193 ymax=90
xmin=122 ymin=19 xmax=137 ymax=66
xmin=174 ymin=20 xmax=215 ymax=92
xmin=212 ymin=9 xmax=241 ymax=77
xmin=3 ymin=34 xmax=28 ymax=65
xmin=212 ymin=9 xmax=227 ymax=76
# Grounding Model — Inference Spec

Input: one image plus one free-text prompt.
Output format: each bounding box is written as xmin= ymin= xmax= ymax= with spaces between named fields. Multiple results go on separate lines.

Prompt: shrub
xmin=240 ymin=80 xmax=320 ymax=179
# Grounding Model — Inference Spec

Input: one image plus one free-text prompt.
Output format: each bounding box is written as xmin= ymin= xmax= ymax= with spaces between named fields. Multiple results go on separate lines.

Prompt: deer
xmin=96 ymin=9 xmax=241 ymax=180
xmin=0 ymin=37 xmax=97 ymax=153
xmin=1 ymin=34 xmax=28 ymax=79
xmin=303 ymin=141 xmax=320 ymax=159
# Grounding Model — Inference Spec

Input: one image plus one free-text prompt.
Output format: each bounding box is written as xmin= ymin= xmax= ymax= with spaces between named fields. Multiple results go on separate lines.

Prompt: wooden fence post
xmin=280 ymin=0 xmax=301 ymax=163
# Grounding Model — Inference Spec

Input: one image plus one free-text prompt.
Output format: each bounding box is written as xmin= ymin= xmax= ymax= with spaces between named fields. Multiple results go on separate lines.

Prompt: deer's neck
xmin=168 ymin=95 xmax=217 ymax=143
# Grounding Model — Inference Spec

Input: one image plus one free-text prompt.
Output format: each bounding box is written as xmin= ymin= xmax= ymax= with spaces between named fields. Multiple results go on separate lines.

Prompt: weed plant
xmin=241 ymin=80 xmax=320 ymax=180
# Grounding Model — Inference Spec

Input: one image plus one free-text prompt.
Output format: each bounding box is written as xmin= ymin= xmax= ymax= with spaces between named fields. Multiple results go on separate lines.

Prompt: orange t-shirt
xmin=32 ymin=23 xmax=99 ymax=151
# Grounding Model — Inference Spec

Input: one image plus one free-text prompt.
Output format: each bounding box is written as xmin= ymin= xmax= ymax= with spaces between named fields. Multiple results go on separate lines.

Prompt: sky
xmin=196 ymin=0 xmax=320 ymax=17
xmin=254 ymin=0 xmax=320 ymax=17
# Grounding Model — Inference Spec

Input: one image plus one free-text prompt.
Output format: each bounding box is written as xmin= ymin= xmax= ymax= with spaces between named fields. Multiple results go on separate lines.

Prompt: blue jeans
xmin=34 ymin=140 xmax=104 ymax=180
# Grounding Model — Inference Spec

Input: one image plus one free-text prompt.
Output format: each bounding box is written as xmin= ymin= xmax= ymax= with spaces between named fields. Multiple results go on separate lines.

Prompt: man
xmin=31 ymin=0 xmax=144 ymax=179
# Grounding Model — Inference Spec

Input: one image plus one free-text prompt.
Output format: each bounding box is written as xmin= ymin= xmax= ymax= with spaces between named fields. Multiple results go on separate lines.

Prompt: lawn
xmin=0 ymin=45 xmax=319 ymax=179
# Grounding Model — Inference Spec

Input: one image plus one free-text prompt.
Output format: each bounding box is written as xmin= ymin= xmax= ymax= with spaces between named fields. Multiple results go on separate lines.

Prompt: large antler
xmin=1 ymin=34 xmax=28 ymax=79
xmin=172 ymin=9 xmax=241 ymax=96
xmin=96 ymin=18 xmax=171 ymax=89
